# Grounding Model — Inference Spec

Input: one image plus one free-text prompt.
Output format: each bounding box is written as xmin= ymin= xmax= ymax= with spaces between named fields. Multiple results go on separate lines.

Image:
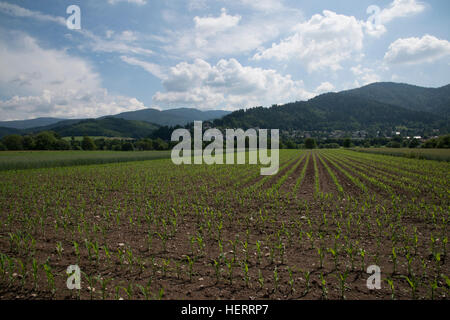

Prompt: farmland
xmin=0 ymin=150 xmax=171 ymax=171
xmin=0 ymin=149 xmax=448 ymax=300
xmin=352 ymin=148 xmax=450 ymax=162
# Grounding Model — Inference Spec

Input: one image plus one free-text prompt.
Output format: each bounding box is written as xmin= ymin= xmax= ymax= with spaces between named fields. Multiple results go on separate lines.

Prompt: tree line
xmin=0 ymin=131 xmax=172 ymax=151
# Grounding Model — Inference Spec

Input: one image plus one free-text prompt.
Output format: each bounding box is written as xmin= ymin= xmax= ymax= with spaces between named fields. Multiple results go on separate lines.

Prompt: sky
xmin=0 ymin=0 xmax=449 ymax=121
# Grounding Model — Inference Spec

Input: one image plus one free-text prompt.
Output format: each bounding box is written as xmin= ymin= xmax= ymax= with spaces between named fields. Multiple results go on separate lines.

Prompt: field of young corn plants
xmin=0 ymin=149 xmax=448 ymax=300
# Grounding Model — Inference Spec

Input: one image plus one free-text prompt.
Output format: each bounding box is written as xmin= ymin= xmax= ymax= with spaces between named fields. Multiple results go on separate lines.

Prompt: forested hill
xmin=343 ymin=82 xmax=450 ymax=116
xmin=213 ymin=91 xmax=447 ymax=133
xmin=27 ymin=117 xmax=160 ymax=139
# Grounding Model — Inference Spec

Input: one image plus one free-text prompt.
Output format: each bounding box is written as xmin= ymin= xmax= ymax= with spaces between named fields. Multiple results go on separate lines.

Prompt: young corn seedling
xmin=226 ymin=257 xmax=234 ymax=285
xmin=317 ymin=247 xmax=324 ymax=269
xmin=386 ymin=278 xmax=395 ymax=300
xmin=157 ymin=232 xmax=168 ymax=252
xmin=288 ymin=267 xmax=295 ymax=294
xmin=406 ymin=251 xmax=414 ymax=276
xmin=404 ymin=275 xmax=419 ymax=300
xmin=429 ymin=277 xmax=438 ymax=300
xmin=16 ymin=258 xmax=26 ymax=288
xmin=359 ymin=248 xmax=366 ymax=272
xmin=391 ymin=247 xmax=398 ymax=275
xmin=43 ymin=262 xmax=55 ymax=296
xmin=320 ymin=273 xmax=328 ymax=300
xmin=56 ymin=242 xmax=63 ymax=260
xmin=273 ymin=266 xmax=279 ymax=293
xmin=186 ymin=256 xmax=194 ymax=282
xmin=256 ymin=240 xmax=262 ymax=265
xmin=243 ymin=262 xmax=250 ymax=288
xmin=346 ymin=245 xmax=355 ymax=271
xmin=137 ymin=283 xmax=151 ymax=300
xmin=304 ymin=270 xmax=311 ymax=295
xmin=84 ymin=272 xmax=97 ymax=300
xmin=328 ymin=247 xmax=338 ymax=270
xmin=157 ymin=287 xmax=164 ymax=300
xmin=97 ymin=276 xmax=111 ymax=300
xmin=73 ymin=241 xmax=80 ymax=263
xmin=277 ymin=242 xmax=285 ymax=265
xmin=338 ymin=269 xmax=349 ymax=300
xmin=212 ymin=259 xmax=221 ymax=283
xmin=258 ymin=269 xmax=264 ymax=289
xmin=124 ymin=283 xmax=134 ymax=300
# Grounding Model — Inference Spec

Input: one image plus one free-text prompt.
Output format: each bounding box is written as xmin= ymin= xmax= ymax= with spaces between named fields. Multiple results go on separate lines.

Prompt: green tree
xmin=54 ymin=139 xmax=71 ymax=150
xmin=2 ymin=134 xmax=24 ymax=150
xmin=81 ymin=136 xmax=96 ymax=150
xmin=343 ymin=138 xmax=351 ymax=148
xmin=136 ymin=138 xmax=154 ymax=151
xmin=153 ymin=138 xmax=169 ymax=150
xmin=304 ymin=138 xmax=317 ymax=149
xmin=35 ymin=131 xmax=57 ymax=150
xmin=121 ymin=142 xmax=134 ymax=151
xmin=23 ymin=135 xmax=36 ymax=150
xmin=408 ymin=139 xmax=420 ymax=148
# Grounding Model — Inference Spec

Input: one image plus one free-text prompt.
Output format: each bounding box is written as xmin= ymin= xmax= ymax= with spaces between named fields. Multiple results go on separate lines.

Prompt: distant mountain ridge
xmin=0 ymin=117 xmax=65 ymax=129
xmin=108 ymin=108 xmax=231 ymax=126
xmin=0 ymin=108 xmax=231 ymax=130
xmin=214 ymin=92 xmax=444 ymax=133
xmin=0 ymin=82 xmax=448 ymax=139
xmin=343 ymin=82 xmax=450 ymax=116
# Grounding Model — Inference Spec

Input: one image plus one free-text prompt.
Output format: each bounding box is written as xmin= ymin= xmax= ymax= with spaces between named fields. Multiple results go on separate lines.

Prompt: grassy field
xmin=0 ymin=150 xmax=171 ymax=171
xmin=352 ymin=148 xmax=450 ymax=161
xmin=0 ymin=149 xmax=448 ymax=300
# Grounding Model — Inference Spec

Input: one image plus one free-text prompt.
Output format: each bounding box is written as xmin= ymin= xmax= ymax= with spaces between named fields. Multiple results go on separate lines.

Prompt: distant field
xmin=352 ymin=148 xmax=450 ymax=161
xmin=0 ymin=150 xmax=171 ymax=171
xmin=0 ymin=149 xmax=448 ymax=300
xmin=61 ymin=136 xmax=133 ymax=141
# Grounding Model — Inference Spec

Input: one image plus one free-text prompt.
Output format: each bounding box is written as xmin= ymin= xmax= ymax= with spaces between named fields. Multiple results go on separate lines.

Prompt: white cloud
xmin=162 ymin=6 xmax=302 ymax=59
xmin=365 ymin=0 xmax=426 ymax=37
xmin=107 ymin=0 xmax=147 ymax=5
xmin=152 ymin=58 xmax=314 ymax=110
xmin=315 ymin=82 xmax=335 ymax=94
xmin=384 ymin=35 xmax=450 ymax=65
xmin=0 ymin=1 xmax=66 ymax=25
xmin=0 ymin=2 xmax=153 ymax=56
xmin=120 ymin=56 xmax=166 ymax=79
xmin=0 ymin=32 xmax=146 ymax=120
xmin=378 ymin=0 xmax=425 ymax=24
xmin=253 ymin=10 xmax=365 ymax=72
xmin=351 ymin=64 xmax=381 ymax=86
xmin=194 ymin=8 xmax=241 ymax=36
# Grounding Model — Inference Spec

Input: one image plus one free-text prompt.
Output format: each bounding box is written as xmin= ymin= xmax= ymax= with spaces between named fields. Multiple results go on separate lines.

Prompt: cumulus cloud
xmin=384 ymin=35 xmax=450 ymax=65
xmin=162 ymin=6 xmax=302 ymax=59
xmin=0 ymin=32 xmax=146 ymax=120
xmin=194 ymin=8 xmax=241 ymax=36
xmin=365 ymin=0 xmax=426 ymax=37
xmin=152 ymin=59 xmax=314 ymax=110
xmin=253 ymin=10 xmax=364 ymax=72
xmin=351 ymin=65 xmax=381 ymax=86
xmin=315 ymin=82 xmax=335 ymax=94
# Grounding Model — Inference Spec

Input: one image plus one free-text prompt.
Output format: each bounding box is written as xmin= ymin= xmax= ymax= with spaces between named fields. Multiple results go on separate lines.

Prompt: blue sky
xmin=0 ymin=0 xmax=449 ymax=120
